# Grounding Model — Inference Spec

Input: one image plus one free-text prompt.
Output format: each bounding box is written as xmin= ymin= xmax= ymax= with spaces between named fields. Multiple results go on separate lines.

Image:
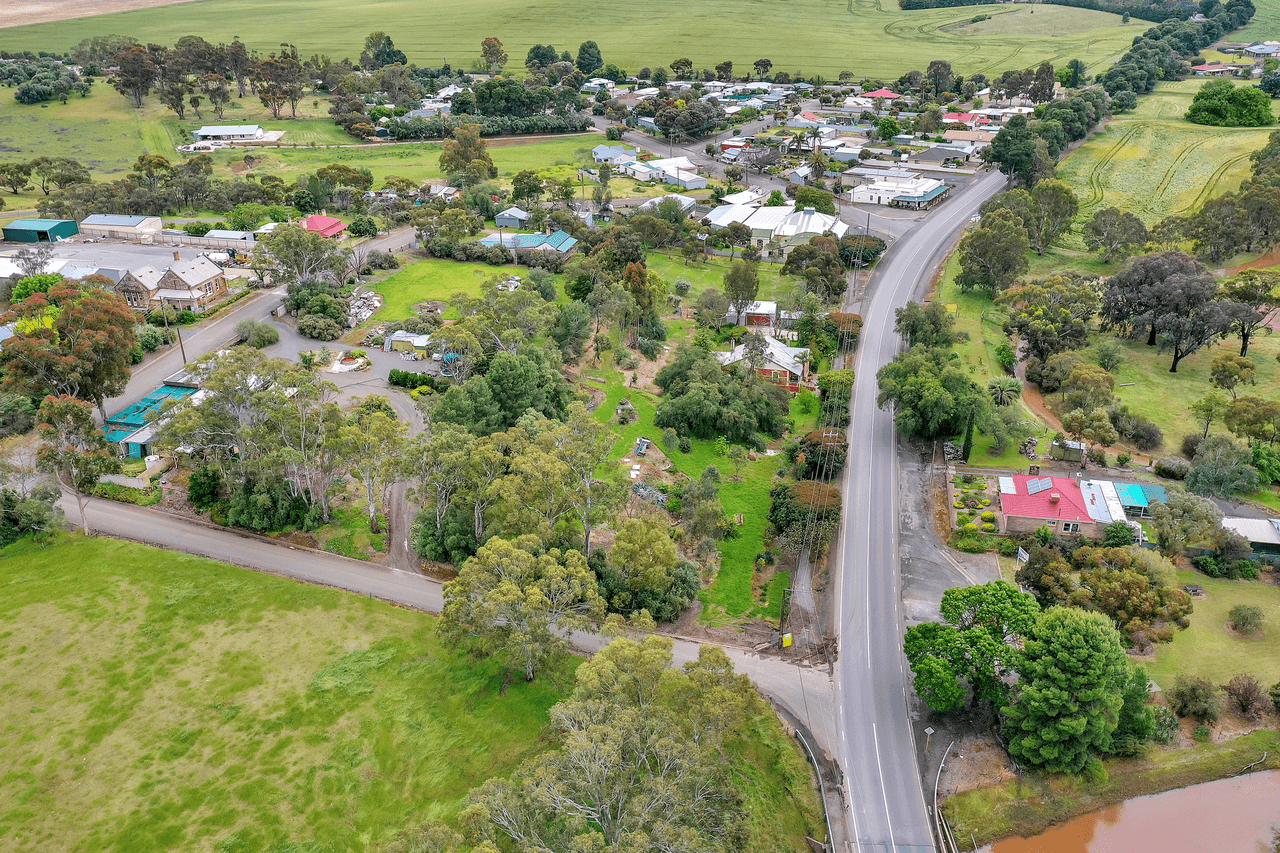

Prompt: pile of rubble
xmin=633 ymin=482 xmax=667 ymax=506
xmin=347 ymin=286 xmax=383 ymax=326
xmin=943 ymin=442 xmax=964 ymax=461
xmin=1020 ymin=437 xmax=1039 ymax=459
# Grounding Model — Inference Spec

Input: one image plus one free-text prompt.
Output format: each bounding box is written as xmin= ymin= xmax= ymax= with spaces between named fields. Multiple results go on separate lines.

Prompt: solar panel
xmin=1026 ymin=477 xmax=1054 ymax=495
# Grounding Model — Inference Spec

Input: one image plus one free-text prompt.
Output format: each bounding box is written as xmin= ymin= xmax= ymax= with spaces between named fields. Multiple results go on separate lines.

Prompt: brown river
xmin=986 ymin=770 xmax=1280 ymax=853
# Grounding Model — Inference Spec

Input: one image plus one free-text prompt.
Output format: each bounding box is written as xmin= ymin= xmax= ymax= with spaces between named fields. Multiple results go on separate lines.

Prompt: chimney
xmin=1049 ymin=493 xmax=1060 ymax=504
xmin=173 ymin=251 xmax=180 ymax=261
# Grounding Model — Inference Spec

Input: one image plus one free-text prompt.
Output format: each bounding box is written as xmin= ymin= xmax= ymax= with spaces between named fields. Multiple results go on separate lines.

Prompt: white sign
xmin=1016 ymin=547 xmax=1029 ymax=564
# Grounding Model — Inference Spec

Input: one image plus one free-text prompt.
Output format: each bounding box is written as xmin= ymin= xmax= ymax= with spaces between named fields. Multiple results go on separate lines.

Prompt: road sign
xmin=1016 ymin=547 xmax=1029 ymax=564
xmin=782 ymin=632 xmax=792 ymax=648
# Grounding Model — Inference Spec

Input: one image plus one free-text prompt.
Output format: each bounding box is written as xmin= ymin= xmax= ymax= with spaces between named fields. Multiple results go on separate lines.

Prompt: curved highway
xmin=834 ymin=169 xmax=1005 ymax=852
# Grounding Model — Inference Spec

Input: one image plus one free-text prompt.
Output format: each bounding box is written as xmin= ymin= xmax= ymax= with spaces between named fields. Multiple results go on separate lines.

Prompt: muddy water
xmin=987 ymin=770 xmax=1280 ymax=853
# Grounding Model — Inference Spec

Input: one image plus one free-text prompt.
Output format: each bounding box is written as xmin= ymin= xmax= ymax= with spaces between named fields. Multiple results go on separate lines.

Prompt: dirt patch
xmin=1226 ymin=245 xmax=1280 ymax=275
xmin=938 ymin=733 xmax=1018 ymax=798
xmin=1222 ymin=621 xmax=1265 ymax=641
xmin=4 ymin=0 xmax=205 ymax=28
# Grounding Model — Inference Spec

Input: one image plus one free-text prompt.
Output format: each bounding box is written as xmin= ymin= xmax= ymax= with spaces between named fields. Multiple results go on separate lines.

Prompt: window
xmin=1062 ymin=522 xmax=1080 ymax=533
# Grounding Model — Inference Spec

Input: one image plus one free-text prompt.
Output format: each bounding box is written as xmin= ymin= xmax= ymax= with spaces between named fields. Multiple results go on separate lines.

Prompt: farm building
xmin=384 ymin=331 xmax=433 ymax=353
xmin=80 ymin=214 xmax=163 ymax=240
xmin=494 ymin=207 xmax=530 ymax=228
xmin=2 ymin=218 xmax=79 ymax=243
xmin=193 ymin=124 xmax=265 ymax=141
xmin=303 ymin=214 xmax=347 ymax=238
xmin=714 ymin=336 xmax=810 ymax=392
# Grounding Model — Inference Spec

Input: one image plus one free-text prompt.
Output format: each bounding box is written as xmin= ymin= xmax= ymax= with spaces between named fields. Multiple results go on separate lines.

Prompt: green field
xmin=1058 ymin=80 xmax=1280 ymax=225
xmin=1231 ymin=0 xmax=1280 ymax=41
xmin=0 ymin=0 xmax=1138 ymax=79
xmin=0 ymin=534 xmax=574 ymax=852
xmin=1147 ymin=571 xmax=1280 ymax=691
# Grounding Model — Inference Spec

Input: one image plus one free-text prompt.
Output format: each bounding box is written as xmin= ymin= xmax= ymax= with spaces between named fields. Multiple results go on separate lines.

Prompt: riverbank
xmin=943 ymin=727 xmax=1280 ymax=848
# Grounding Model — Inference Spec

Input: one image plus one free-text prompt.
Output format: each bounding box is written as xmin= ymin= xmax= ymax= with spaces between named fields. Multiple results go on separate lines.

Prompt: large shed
xmin=2 ymin=218 xmax=79 ymax=243
xmin=80 ymin=214 xmax=163 ymax=240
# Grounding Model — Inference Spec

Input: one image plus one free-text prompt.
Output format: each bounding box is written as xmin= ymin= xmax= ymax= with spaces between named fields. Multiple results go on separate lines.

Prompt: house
xmin=479 ymin=229 xmax=578 ymax=254
xmin=494 ymin=207 xmax=530 ymax=229
xmin=714 ymin=335 xmax=811 ymax=391
xmin=998 ymin=475 xmax=1099 ymax=537
xmin=642 ymin=157 xmax=708 ymax=190
xmin=637 ymin=193 xmax=697 ymax=215
xmin=303 ymin=214 xmax=346 ymax=238
xmin=1243 ymin=41 xmax=1280 ymax=59
xmin=80 ymin=214 xmax=163 ymax=240
xmin=1221 ymin=517 xmax=1280 ymax=556
xmin=2 ymin=218 xmax=78 ymax=243
xmin=384 ymin=330 xmax=433 ymax=353
xmin=907 ymin=146 xmax=961 ymax=166
xmin=724 ymin=299 xmax=802 ymax=328
xmin=115 ymin=252 xmax=228 ymax=311
xmin=1191 ymin=62 xmax=1233 ymax=76
xmin=943 ymin=129 xmax=997 ymax=147
xmin=848 ymin=174 xmax=949 ymax=208
xmin=581 ymin=78 xmax=615 ymax=93
xmin=193 ymin=124 xmax=265 ymax=142
xmin=719 ymin=188 xmax=766 ymax=206
xmin=424 ymin=184 xmax=462 ymax=202
xmin=591 ymin=143 xmax=638 ymax=164
xmin=102 ymin=382 xmax=200 ymax=456
xmin=862 ymin=88 xmax=901 ymax=100
xmin=704 ymin=205 xmax=848 ymax=255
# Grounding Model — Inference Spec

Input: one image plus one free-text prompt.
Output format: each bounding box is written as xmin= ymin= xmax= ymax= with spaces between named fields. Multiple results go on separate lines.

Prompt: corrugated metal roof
xmin=4 ymin=218 xmax=73 ymax=229
xmin=82 ymin=214 xmax=155 ymax=227
xmin=1114 ymin=482 xmax=1148 ymax=507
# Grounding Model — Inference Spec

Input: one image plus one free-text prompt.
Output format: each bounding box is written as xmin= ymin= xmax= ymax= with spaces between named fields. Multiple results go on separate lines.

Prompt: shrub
xmin=1116 ymin=452 xmax=1131 ymax=467
xmin=1221 ymin=674 xmax=1273 ymax=720
xmin=1154 ymin=457 xmax=1189 ymax=480
xmin=678 ymin=436 xmax=692 ymax=454
xmin=662 ymin=427 xmax=678 ymax=449
xmin=1124 ymin=416 xmax=1163 ymax=451
xmin=1181 ymin=433 xmax=1203 ymax=460
xmin=981 ymin=523 xmax=996 ymax=533
xmin=981 ymin=510 xmax=995 ymax=522
xmin=188 ymin=465 xmax=224 ymax=509
xmin=1270 ymin=681 xmax=1280 ymax=710
xmin=135 ymin=324 xmax=168 ymax=353
xmin=184 ymin=222 xmax=212 ymax=237
xmin=1192 ymin=724 xmax=1211 ymax=743
xmin=298 ymin=314 xmax=343 ymax=341
xmin=1087 ymin=448 xmax=1107 ymax=467
xmin=235 ymin=319 xmax=280 ymax=348
xmin=1229 ymin=604 xmax=1264 ymax=634
xmin=1151 ymin=706 xmax=1178 ymax=743
xmin=1168 ymin=674 xmax=1221 ymax=724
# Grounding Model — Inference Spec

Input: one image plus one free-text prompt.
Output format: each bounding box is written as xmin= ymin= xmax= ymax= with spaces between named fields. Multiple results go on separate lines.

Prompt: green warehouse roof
xmin=5 ymin=218 xmax=74 ymax=230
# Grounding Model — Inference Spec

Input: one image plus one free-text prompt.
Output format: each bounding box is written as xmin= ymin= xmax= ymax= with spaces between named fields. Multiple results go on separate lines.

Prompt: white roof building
xmin=704 ymin=204 xmax=848 ymax=254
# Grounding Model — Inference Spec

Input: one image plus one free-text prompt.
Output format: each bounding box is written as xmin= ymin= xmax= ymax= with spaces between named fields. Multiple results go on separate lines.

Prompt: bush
xmin=1168 ymin=674 xmax=1221 ymax=724
xmin=981 ymin=522 xmax=996 ymax=533
xmin=1221 ymin=674 xmax=1273 ymax=719
xmin=1193 ymin=724 xmax=1212 ymax=743
xmin=678 ymin=436 xmax=692 ymax=454
xmin=1181 ymin=433 xmax=1203 ymax=460
xmin=187 ymin=465 xmax=223 ymax=509
xmin=1151 ymin=706 xmax=1178 ymax=743
xmin=184 ymin=222 xmax=212 ymax=237
xmin=1116 ymin=452 xmax=1131 ymax=467
xmin=135 ymin=324 xmax=168 ymax=353
xmin=1229 ymin=604 xmax=1264 ymax=634
xmin=1270 ymin=681 xmax=1280 ymax=711
xmin=662 ymin=427 xmax=678 ymax=449
xmin=1154 ymin=457 xmax=1189 ymax=480
xmin=1123 ymin=416 xmax=1163 ymax=451
xmin=981 ymin=510 xmax=995 ymax=522
xmin=298 ymin=314 xmax=343 ymax=341
xmin=235 ymin=319 xmax=280 ymax=348
xmin=1087 ymin=448 xmax=1107 ymax=467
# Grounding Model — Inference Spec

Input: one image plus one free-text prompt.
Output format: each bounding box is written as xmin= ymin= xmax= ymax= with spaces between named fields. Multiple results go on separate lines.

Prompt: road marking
xmin=872 ymin=722 xmax=896 ymax=849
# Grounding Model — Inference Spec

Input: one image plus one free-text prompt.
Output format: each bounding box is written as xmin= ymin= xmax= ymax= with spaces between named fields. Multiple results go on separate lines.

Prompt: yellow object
xmin=782 ymin=632 xmax=792 ymax=648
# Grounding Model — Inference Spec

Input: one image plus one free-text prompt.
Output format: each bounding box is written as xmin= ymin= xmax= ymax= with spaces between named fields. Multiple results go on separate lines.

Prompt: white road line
xmin=872 ymin=722 xmax=896 ymax=848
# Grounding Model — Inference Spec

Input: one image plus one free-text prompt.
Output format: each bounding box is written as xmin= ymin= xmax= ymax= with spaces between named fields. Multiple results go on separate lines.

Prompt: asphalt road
xmin=833 ymin=168 xmax=1005 ymax=852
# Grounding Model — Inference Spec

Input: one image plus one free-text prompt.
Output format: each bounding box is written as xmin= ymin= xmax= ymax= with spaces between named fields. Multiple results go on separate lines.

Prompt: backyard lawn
xmin=1146 ymin=571 xmax=1280 ymax=690
xmin=371 ymin=258 xmax=544 ymax=319
xmin=647 ymin=251 xmax=802 ymax=305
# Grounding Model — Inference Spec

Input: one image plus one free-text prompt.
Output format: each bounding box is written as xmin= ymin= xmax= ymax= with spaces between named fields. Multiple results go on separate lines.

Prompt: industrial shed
xmin=2 ymin=218 xmax=79 ymax=243
xmin=80 ymin=214 xmax=163 ymax=240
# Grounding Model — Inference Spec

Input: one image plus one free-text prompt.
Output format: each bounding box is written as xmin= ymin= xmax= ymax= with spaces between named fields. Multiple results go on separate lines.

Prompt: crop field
xmin=1231 ymin=0 xmax=1280 ymax=40
xmin=0 ymin=0 xmax=1137 ymax=79
xmin=1057 ymin=81 xmax=1280 ymax=225
xmin=0 ymin=535 xmax=576 ymax=853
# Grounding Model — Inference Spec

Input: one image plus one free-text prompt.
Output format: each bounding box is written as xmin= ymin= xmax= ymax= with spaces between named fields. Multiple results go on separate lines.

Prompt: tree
xmin=480 ymin=37 xmax=508 ymax=74
xmin=1062 ymin=407 xmax=1118 ymax=459
xmin=1190 ymin=392 xmax=1229 ymax=440
xmin=440 ymin=535 xmax=606 ymax=680
xmin=925 ymin=59 xmax=953 ymax=99
xmin=1065 ymin=58 xmax=1088 ymax=89
xmin=36 ymin=395 xmax=121 ymax=536
xmin=610 ymin=517 xmax=677 ymax=596
xmin=1210 ymin=352 xmax=1257 ymax=399
xmin=1083 ymin=207 xmax=1149 ymax=262
xmin=1101 ymin=252 xmax=1216 ymax=348
xmin=110 ymin=44 xmax=158 ymax=107
xmin=986 ymin=115 xmax=1039 ymax=187
xmin=0 ymin=162 xmax=32 ymax=194
xmin=0 ymin=285 xmax=137 ymax=420
xmin=510 ymin=170 xmax=544 ymax=204
xmin=234 ymin=319 xmax=279 ymax=348
xmin=1226 ymin=396 xmax=1280 ymax=445
xmin=1151 ymin=488 xmax=1222 ymax=557
xmin=999 ymin=275 xmax=1099 ymax=362
xmin=876 ymin=347 xmax=987 ymax=439
xmin=875 ymin=115 xmax=901 ymax=140
xmin=338 ymin=399 xmax=406 ymax=533
xmin=1025 ymin=179 xmax=1079 ymax=255
xmin=1029 ymin=61 xmax=1056 ymax=103
xmin=439 ymin=124 xmax=496 ymax=184
xmin=1219 ymin=270 xmax=1279 ymax=357
xmin=1186 ymin=434 xmax=1259 ymax=497
xmin=1221 ymin=674 xmax=1273 ymax=719
xmin=723 ymin=260 xmax=760 ymax=325
xmin=669 ymin=57 xmax=693 ymax=79
xmin=1002 ymin=608 xmax=1130 ymax=773
xmin=753 ymin=58 xmax=773 ymax=80
xmin=904 ymin=580 xmax=1038 ymax=712
xmin=1185 ymin=79 xmax=1275 ymax=127
xmin=575 ymin=41 xmax=603 ymax=75
xmin=1072 ymin=547 xmax=1192 ymax=647
xmin=721 ymin=221 xmax=752 ymax=260
xmin=894 ymin=301 xmax=956 ymax=349
xmin=251 ymin=224 xmax=349 ymax=285
xmin=956 ymin=208 xmax=1029 ymax=295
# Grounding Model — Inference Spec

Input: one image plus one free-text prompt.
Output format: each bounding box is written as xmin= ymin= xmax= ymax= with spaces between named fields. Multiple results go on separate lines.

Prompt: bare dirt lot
xmin=5 ymin=0 xmax=201 ymax=29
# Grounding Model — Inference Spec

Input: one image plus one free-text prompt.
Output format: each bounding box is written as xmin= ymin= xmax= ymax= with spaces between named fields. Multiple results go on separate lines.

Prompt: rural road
xmin=834 ymin=167 xmax=1005 ymax=852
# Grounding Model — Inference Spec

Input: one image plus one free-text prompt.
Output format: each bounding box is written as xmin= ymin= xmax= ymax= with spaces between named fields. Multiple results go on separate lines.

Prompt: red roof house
xmin=863 ymin=88 xmax=901 ymax=100
xmin=303 ymin=214 xmax=346 ymax=238
xmin=1190 ymin=62 xmax=1231 ymax=76
xmin=999 ymin=475 xmax=1099 ymax=537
